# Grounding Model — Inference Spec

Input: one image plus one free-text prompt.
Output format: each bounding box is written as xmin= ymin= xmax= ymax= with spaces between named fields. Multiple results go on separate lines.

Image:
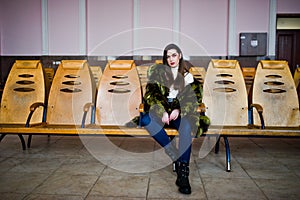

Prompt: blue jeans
xmin=141 ymin=112 xmax=192 ymax=163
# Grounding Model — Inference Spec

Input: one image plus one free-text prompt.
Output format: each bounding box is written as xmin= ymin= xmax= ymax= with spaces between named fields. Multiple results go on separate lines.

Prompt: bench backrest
xmin=252 ymin=60 xmax=299 ymax=127
xmin=90 ymin=66 xmax=102 ymax=89
xmin=190 ymin=66 xmax=206 ymax=84
xmin=295 ymin=67 xmax=300 ymax=88
xmin=136 ymin=65 xmax=149 ymax=96
xmin=295 ymin=68 xmax=300 ymax=108
xmin=203 ymin=59 xmax=248 ymax=126
xmin=46 ymin=60 xmax=95 ymax=125
xmin=0 ymin=60 xmax=45 ymax=124
xmin=96 ymin=60 xmax=142 ymax=125
xmin=242 ymin=67 xmax=256 ymax=94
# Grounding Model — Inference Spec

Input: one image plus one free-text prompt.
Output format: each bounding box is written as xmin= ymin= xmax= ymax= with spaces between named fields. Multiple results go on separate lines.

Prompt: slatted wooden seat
xmin=252 ymin=60 xmax=300 ymax=127
xmin=190 ymin=66 xmax=206 ymax=84
xmin=242 ymin=67 xmax=256 ymax=94
xmin=295 ymin=67 xmax=300 ymax=107
xmin=0 ymin=60 xmax=46 ymax=149
xmin=46 ymin=60 xmax=95 ymax=125
xmin=136 ymin=65 xmax=149 ymax=96
xmin=203 ymin=59 xmax=248 ymax=126
xmin=90 ymin=66 xmax=102 ymax=89
xmin=295 ymin=67 xmax=300 ymax=88
xmin=202 ymin=59 xmax=249 ymax=171
xmin=44 ymin=67 xmax=55 ymax=86
xmin=0 ymin=60 xmax=45 ymax=124
xmin=95 ymin=60 xmax=142 ymax=126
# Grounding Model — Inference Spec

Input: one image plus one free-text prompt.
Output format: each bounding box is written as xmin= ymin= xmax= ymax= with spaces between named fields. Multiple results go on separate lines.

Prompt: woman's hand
xmin=169 ymin=109 xmax=180 ymax=121
xmin=162 ymin=112 xmax=170 ymax=125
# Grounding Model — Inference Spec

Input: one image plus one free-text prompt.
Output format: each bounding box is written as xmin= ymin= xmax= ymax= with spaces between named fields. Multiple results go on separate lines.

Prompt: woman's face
xmin=166 ymin=49 xmax=181 ymax=68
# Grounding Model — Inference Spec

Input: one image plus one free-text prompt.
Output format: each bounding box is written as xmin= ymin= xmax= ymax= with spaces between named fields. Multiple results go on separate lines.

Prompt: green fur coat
xmin=129 ymin=64 xmax=210 ymax=137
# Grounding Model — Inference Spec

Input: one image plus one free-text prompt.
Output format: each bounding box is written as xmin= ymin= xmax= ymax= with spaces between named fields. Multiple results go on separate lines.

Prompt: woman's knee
xmin=141 ymin=113 xmax=151 ymax=126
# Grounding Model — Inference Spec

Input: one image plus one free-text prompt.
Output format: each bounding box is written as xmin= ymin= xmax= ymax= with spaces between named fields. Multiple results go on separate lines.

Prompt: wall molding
xmin=41 ymin=0 xmax=49 ymax=55
xmin=228 ymin=0 xmax=237 ymax=56
xmin=79 ymin=0 xmax=87 ymax=55
xmin=133 ymin=0 xmax=140 ymax=55
xmin=268 ymin=0 xmax=277 ymax=57
xmin=173 ymin=0 xmax=180 ymax=44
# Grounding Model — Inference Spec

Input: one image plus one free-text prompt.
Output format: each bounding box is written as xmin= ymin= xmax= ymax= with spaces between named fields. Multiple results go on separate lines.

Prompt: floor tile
xmin=202 ymin=177 xmax=267 ymax=200
xmin=89 ymin=174 xmax=149 ymax=198
xmin=0 ymin=136 xmax=300 ymax=199
xmin=0 ymin=172 xmax=49 ymax=193
xmin=254 ymin=178 xmax=300 ymax=200
xmin=32 ymin=172 xmax=98 ymax=197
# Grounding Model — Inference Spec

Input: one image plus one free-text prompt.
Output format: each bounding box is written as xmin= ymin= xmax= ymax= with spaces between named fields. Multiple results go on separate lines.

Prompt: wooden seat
xmin=203 ymin=59 xmax=248 ymax=126
xmin=44 ymin=68 xmax=55 ymax=86
xmin=295 ymin=67 xmax=300 ymax=107
xmin=242 ymin=67 xmax=256 ymax=94
xmin=0 ymin=60 xmax=45 ymax=124
xmin=95 ymin=60 xmax=142 ymax=126
xmin=46 ymin=60 xmax=95 ymax=125
xmin=190 ymin=66 xmax=206 ymax=84
xmin=90 ymin=66 xmax=102 ymax=89
xmin=136 ymin=65 xmax=149 ymax=96
xmin=294 ymin=67 xmax=300 ymax=88
xmin=252 ymin=60 xmax=300 ymax=127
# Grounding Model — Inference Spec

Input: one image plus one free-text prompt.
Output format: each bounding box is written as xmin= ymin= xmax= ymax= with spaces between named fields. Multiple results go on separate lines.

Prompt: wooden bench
xmin=0 ymin=59 xmax=299 ymax=173
xmin=294 ymin=67 xmax=300 ymax=107
xmin=0 ymin=60 xmax=46 ymax=149
xmin=95 ymin=60 xmax=141 ymax=126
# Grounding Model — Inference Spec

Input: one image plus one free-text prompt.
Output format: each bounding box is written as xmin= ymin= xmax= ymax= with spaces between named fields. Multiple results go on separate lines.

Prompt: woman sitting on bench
xmin=141 ymin=43 xmax=210 ymax=194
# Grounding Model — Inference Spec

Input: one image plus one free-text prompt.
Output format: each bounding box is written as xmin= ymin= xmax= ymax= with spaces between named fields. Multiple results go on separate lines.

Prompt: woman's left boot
xmin=176 ymin=162 xmax=191 ymax=194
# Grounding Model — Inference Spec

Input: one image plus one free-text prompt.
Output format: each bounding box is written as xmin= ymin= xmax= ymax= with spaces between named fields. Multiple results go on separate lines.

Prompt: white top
xmin=167 ymin=69 xmax=194 ymax=99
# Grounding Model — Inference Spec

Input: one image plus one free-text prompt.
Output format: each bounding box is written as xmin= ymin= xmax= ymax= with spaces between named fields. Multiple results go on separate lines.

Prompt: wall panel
xmin=87 ymin=0 xmax=133 ymax=56
xmin=277 ymin=0 xmax=300 ymax=13
xmin=236 ymin=0 xmax=270 ymax=56
xmin=180 ymin=0 xmax=228 ymax=57
xmin=133 ymin=0 xmax=174 ymax=55
xmin=48 ymin=0 xmax=81 ymax=55
xmin=0 ymin=0 xmax=42 ymax=55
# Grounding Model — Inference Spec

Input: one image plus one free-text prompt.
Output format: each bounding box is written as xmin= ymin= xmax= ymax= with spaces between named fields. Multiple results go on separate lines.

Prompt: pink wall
xmin=277 ymin=0 xmax=300 ymax=13
xmin=180 ymin=0 xmax=228 ymax=56
xmin=1 ymin=0 xmax=300 ymax=56
xmin=87 ymin=0 xmax=133 ymax=56
xmin=236 ymin=0 xmax=270 ymax=55
xmin=135 ymin=0 xmax=174 ymax=55
xmin=48 ymin=0 xmax=81 ymax=55
xmin=0 ymin=0 xmax=42 ymax=55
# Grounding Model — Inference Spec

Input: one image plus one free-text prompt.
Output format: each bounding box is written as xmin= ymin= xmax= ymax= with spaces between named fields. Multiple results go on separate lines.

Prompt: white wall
xmin=1 ymin=0 xmax=300 ymax=56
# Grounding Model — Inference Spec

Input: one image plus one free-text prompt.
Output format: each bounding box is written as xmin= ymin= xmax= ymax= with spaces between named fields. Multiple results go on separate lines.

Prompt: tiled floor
xmin=0 ymin=134 xmax=300 ymax=200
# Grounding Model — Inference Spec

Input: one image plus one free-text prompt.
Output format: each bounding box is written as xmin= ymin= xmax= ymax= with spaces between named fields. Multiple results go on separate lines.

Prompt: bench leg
xmin=1 ymin=134 xmax=26 ymax=150
xmin=223 ymin=136 xmax=231 ymax=172
xmin=215 ymin=136 xmax=220 ymax=154
xmin=0 ymin=134 xmax=6 ymax=142
xmin=27 ymin=135 xmax=32 ymax=148
xmin=18 ymin=134 xmax=26 ymax=150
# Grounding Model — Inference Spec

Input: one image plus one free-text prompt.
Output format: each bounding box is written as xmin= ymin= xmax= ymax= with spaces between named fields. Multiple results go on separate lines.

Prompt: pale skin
xmin=162 ymin=49 xmax=181 ymax=125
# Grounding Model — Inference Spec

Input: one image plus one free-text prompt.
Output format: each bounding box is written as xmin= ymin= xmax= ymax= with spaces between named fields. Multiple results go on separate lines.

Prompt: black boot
xmin=176 ymin=162 xmax=191 ymax=194
xmin=164 ymin=142 xmax=178 ymax=172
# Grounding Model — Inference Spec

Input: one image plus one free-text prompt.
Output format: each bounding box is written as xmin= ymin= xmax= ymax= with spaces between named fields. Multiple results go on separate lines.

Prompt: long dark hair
xmin=162 ymin=44 xmax=189 ymax=91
